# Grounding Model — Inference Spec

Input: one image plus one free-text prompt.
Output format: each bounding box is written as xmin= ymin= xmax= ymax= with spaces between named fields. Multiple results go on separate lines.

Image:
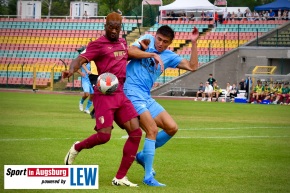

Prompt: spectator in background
xmin=225 ymin=82 xmax=232 ymax=97
xmin=195 ymin=82 xmax=205 ymax=101
xmin=273 ymin=83 xmax=289 ymax=105
xmin=231 ymin=12 xmax=236 ymax=21
xmin=251 ymin=81 xmax=264 ymax=104
xmin=253 ymin=11 xmax=260 ymax=21
xmin=278 ymin=9 xmax=282 ymax=20
xmin=272 ymin=82 xmax=283 ymax=104
xmin=260 ymin=11 xmax=265 ymax=20
xmin=83 ymin=11 xmax=88 ymax=19
xmin=268 ymin=9 xmax=275 ymax=20
xmin=282 ymin=10 xmax=288 ymax=20
xmin=226 ymin=12 xmax=231 ymax=21
xmin=239 ymin=78 xmax=246 ymax=90
xmin=212 ymin=81 xmax=222 ymax=102
xmin=288 ymin=10 xmax=290 ymax=20
xmin=206 ymin=11 xmax=212 ymax=21
xmin=264 ymin=82 xmax=278 ymax=102
xmin=201 ymin=11 xmax=206 ymax=21
xmin=263 ymin=11 xmax=269 ymax=20
xmin=207 ymin=73 xmax=216 ymax=86
xmin=237 ymin=9 xmax=243 ymax=20
xmin=202 ymin=82 xmax=213 ymax=101
xmin=245 ymin=10 xmax=252 ymax=21
xmin=262 ymin=84 xmax=271 ymax=100
xmin=189 ymin=13 xmax=195 ymax=21
xmin=223 ymin=9 xmax=228 ymax=22
xmin=214 ymin=11 xmax=219 ymax=26
xmin=229 ymin=83 xmax=239 ymax=100
xmin=284 ymin=89 xmax=290 ymax=105
xmin=181 ymin=12 xmax=187 ymax=21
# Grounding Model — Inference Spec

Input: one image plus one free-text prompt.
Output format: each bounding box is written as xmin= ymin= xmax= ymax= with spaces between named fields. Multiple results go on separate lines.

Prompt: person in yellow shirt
xmin=212 ymin=81 xmax=222 ymax=102
xmin=263 ymin=82 xmax=277 ymax=102
xmin=251 ymin=81 xmax=264 ymax=104
xmin=272 ymin=83 xmax=288 ymax=104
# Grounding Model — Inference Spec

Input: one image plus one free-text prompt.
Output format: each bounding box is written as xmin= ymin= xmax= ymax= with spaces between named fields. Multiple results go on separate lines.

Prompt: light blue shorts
xmin=82 ymin=81 xmax=94 ymax=94
xmin=124 ymin=89 xmax=165 ymax=118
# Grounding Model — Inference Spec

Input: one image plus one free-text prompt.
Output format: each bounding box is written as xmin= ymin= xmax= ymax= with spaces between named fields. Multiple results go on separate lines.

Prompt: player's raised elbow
xmin=188 ymin=62 xmax=198 ymax=72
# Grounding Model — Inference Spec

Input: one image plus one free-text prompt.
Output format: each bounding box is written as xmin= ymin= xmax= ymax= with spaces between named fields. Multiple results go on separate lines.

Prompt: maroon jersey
xmin=79 ymin=36 xmax=138 ymax=129
xmin=80 ymin=36 xmax=128 ymax=93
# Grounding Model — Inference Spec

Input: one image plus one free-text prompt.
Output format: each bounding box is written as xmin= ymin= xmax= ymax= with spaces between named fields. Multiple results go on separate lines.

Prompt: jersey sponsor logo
xmin=113 ymin=51 xmax=126 ymax=60
xmin=4 ymin=165 xmax=99 ymax=189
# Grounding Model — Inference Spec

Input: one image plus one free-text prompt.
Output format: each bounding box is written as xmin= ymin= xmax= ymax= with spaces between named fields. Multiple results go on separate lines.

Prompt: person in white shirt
xmin=225 ymin=82 xmax=232 ymax=97
xmin=223 ymin=9 xmax=228 ymax=22
xmin=236 ymin=9 xmax=243 ymax=20
xmin=202 ymin=82 xmax=213 ymax=101
xmin=278 ymin=9 xmax=282 ymax=20
xmin=253 ymin=11 xmax=260 ymax=21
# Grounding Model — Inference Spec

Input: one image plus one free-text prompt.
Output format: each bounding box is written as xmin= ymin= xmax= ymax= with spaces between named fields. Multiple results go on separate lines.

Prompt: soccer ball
xmin=97 ymin=73 xmax=119 ymax=94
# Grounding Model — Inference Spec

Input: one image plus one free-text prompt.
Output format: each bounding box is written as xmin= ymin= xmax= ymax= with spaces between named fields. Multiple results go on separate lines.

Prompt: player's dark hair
xmin=156 ymin=25 xmax=175 ymax=40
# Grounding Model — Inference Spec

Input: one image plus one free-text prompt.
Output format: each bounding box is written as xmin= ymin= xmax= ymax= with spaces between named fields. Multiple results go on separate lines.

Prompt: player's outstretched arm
xmin=62 ymin=56 xmax=88 ymax=78
xmin=177 ymin=27 xmax=199 ymax=72
xmin=128 ymin=46 xmax=164 ymax=72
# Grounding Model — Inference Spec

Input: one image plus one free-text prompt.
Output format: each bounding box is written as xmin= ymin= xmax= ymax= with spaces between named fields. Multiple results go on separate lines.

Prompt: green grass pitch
xmin=0 ymin=91 xmax=290 ymax=193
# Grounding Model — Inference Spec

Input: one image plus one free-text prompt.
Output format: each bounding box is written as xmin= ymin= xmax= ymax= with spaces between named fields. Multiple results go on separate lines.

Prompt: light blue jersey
xmin=125 ymin=34 xmax=181 ymax=184
xmin=81 ymin=62 xmax=91 ymax=83
xmin=124 ymin=34 xmax=182 ymax=118
xmin=81 ymin=62 xmax=94 ymax=94
xmin=124 ymin=34 xmax=182 ymax=96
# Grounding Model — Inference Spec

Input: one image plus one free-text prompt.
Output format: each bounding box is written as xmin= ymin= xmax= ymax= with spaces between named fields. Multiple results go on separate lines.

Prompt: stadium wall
xmin=151 ymin=40 xmax=290 ymax=97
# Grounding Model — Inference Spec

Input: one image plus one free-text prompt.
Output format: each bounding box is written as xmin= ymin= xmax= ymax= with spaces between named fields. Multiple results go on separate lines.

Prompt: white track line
xmin=1 ymin=127 xmax=289 ymax=141
xmin=179 ymin=126 xmax=290 ymax=131
xmin=174 ymin=136 xmax=289 ymax=139
xmin=0 ymin=135 xmax=289 ymax=141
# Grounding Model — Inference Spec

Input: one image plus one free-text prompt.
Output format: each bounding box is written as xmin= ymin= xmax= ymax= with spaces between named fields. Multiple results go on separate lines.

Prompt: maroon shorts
xmin=93 ymin=91 xmax=138 ymax=130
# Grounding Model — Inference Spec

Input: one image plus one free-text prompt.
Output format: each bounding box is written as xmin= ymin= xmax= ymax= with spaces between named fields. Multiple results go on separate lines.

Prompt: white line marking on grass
xmin=179 ymin=126 xmax=290 ymax=131
xmin=0 ymin=138 xmax=76 ymax=141
xmin=174 ymin=136 xmax=289 ymax=139
xmin=1 ymin=132 xmax=289 ymax=141
xmin=0 ymin=137 xmax=136 ymax=142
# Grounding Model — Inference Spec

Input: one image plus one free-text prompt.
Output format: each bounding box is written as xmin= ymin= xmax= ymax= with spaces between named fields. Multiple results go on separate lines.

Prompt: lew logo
xmin=4 ymin=165 xmax=99 ymax=189
xmin=70 ymin=168 xmax=98 ymax=186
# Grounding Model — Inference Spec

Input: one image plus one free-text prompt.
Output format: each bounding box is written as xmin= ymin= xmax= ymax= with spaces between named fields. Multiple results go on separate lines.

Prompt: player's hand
xmin=139 ymin=39 xmax=150 ymax=51
xmin=152 ymin=53 xmax=164 ymax=72
xmin=80 ymin=72 xmax=86 ymax=77
xmin=191 ymin=27 xmax=199 ymax=43
xmin=62 ymin=70 xmax=73 ymax=79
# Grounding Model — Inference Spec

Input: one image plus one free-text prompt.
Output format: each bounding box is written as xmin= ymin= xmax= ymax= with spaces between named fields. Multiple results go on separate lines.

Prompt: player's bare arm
xmin=62 ymin=56 xmax=88 ymax=78
xmin=128 ymin=46 xmax=164 ymax=72
xmin=177 ymin=27 xmax=199 ymax=71
xmin=82 ymin=63 xmax=92 ymax=75
xmin=139 ymin=39 xmax=150 ymax=51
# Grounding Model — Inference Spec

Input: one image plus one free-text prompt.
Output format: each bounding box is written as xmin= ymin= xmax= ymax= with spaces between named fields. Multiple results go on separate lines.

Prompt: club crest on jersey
xmin=98 ymin=116 xmax=104 ymax=124
xmin=113 ymin=51 xmax=126 ymax=60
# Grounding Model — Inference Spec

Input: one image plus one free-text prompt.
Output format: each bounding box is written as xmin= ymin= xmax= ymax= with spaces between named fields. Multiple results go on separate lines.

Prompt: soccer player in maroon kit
xmin=62 ymin=12 xmax=142 ymax=187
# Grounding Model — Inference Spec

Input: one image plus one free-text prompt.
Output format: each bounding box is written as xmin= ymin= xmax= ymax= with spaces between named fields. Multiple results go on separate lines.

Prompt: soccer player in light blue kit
xmin=125 ymin=25 xmax=199 ymax=186
xmin=79 ymin=62 xmax=94 ymax=114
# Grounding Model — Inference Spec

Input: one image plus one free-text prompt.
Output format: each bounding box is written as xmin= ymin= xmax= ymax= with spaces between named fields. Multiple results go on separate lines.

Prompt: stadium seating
xmin=0 ymin=17 xmax=287 ymax=88
xmin=0 ymin=18 xmax=139 ymax=88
